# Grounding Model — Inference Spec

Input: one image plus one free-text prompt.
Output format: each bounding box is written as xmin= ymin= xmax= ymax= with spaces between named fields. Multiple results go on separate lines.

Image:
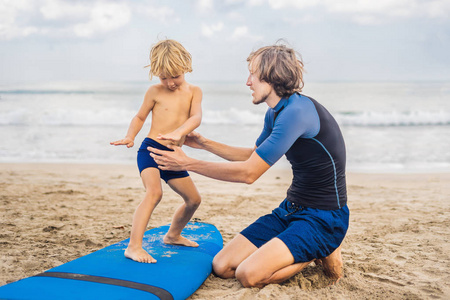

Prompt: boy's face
xmin=159 ymin=73 xmax=185 ymax=91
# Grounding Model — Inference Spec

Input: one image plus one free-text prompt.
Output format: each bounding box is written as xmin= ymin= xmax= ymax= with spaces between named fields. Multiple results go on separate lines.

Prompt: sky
xmin=1 ymin=0 xmax=450 ymax=84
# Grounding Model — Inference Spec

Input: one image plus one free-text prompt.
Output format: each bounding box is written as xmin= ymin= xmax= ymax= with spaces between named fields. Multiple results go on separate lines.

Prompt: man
xmin=149 ymin=44 xmax=350 ymax=288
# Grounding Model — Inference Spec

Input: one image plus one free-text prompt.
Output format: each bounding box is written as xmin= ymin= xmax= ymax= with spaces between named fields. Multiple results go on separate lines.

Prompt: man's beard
xmin=253 ymin=90 xmax=270 ymax=105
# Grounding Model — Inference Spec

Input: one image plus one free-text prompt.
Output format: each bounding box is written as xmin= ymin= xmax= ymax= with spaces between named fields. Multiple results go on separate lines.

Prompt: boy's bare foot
xmin=125 ymin=246 xmax=157 ymax=263
xmin=163 ymin=234 xmax=199 ymax=247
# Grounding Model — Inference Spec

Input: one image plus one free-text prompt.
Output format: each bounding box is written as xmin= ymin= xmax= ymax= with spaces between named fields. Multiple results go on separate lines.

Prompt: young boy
xmin=111 ymin=39 xmax=202 ymax=263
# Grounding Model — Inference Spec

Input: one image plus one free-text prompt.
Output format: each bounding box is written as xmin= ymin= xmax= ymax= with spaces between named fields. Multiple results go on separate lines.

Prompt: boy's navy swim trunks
xmin=240 ymin=199 xmax=349 ymax=263
xmin=137 ymin=137 xmax=189 ymax=183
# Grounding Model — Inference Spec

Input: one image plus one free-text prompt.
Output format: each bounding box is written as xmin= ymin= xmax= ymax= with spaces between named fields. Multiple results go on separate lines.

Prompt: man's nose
xmin=246 ymin=76 xmax=252 ymax=86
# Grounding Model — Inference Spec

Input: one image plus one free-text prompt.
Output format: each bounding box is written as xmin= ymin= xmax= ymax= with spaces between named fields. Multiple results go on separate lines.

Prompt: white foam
xmin=335 ymin=110 xmax=450 ymax=126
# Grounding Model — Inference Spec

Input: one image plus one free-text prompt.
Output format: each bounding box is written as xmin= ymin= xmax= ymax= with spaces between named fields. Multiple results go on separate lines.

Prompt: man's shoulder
xmin=285 ymin=93 xmax=315 ymax=111
xmin=288 ymin=93 xmax=310 ymax=103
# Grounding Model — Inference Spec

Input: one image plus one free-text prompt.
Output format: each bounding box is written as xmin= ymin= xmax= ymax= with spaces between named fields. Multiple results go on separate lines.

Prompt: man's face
xmin=246 ymin=59 xmax=273 ymax=105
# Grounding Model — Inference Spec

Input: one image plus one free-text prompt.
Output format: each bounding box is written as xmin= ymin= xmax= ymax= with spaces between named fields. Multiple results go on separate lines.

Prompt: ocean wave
xmin=0 ymin=108 xmax=135 ymax=126
xmin=0 ymin=107 xmax=263 ymax=126
xmin=335 ymin=110 xmax=450 ymax=126
xmin=202 ymin=108 xmax=262 ymax=125
xmin=1 ymin=107 xmax=449 ymax=127
xmin=0 ymin=90 xmax=95 ymax=95
xmin=0 ymin=81 xmax=148 ymax=93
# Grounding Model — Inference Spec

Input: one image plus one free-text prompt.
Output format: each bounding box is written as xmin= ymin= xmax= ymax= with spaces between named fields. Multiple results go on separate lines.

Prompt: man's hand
xmin=184 ymin=131 xmax=207 ymax=149
xmin=148 ymin=145 xmax=189 ymax=171
xmin=110 ymin=137 xmax=134 ymax=148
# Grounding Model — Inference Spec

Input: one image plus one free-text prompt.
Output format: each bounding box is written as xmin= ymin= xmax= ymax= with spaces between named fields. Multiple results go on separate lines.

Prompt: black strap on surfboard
xmin=34 ymin=272 xmax=174 ymax=300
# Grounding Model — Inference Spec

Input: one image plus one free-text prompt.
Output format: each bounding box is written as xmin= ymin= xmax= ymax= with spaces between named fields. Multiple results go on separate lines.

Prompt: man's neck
xmin=265 ymin=91 xmax=282 ymax=108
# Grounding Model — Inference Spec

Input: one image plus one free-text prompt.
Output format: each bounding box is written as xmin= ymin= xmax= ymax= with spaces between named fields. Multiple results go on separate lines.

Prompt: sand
xmin=1 ymin=163 xmax=449 ymax=299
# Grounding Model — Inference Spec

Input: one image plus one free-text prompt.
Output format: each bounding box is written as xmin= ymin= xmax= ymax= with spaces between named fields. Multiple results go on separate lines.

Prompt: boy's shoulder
xmin=146 ymin=82 xmax=201 ymax=92
xmin=147 ymin=83 xmax=164 ymax=92
xmin=143 ymin=84 xmax=163 ymax=103
xmin=144 ymin=82 xmax=201 ymax=102
xmin=185 ymin=82 xmax=202 ymax=94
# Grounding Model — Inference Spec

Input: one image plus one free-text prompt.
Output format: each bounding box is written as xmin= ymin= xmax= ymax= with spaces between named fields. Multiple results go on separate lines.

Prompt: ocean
xmin=0 ymin=81 xmax=449 ymax=173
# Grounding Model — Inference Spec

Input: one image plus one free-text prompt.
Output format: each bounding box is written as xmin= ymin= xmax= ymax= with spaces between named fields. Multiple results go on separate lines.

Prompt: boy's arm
xmin=110 ymin=87 xmax=156 ymax=147
xmin=158 ymin=86 xmax=202 ymax=143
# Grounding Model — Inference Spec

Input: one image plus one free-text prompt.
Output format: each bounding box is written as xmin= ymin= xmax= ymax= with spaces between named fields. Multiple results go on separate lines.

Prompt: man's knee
xmin=212 ymin=255 xmax=233 ymax=279
xmin=235 ymin=264 xmax=264 ymax=288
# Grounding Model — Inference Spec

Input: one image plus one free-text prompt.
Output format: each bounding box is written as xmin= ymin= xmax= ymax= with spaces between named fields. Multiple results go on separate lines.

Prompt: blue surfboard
xmin=0 ymin=222 xmax=223 ymax=300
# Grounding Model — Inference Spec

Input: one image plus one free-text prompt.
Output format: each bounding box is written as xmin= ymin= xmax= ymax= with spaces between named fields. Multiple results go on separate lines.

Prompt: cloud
xmin=0 ymin=0 xmax=131 ymax=40
xmin=327 ymin=0 xmax=450 ymax=25
xmin=135 ymin=5 xmax=178 ymax=24
xmin=230 ymin=26 xmax=263 ymax=41
xmin=248 ymin=0 xmax=267 ymax=6
xmin=267 ymin=0 xmax=320 ymax=10
xmin=73 ymin=2 xmax=131 ymax=38
xmin=231 ymin=26 xmax=248 ymax=39
xmin=227 ymin=11 xmax=245 ymax=21
xmin=326 ymin=0 xmax=418 ymax=24
xmin=197 ymin=0 xmax=214 ymax=14
xmin=0 ymin=0 xmax=38 ymax=39
xmin=40 ymin=0 xmax=90 ymax=21
xmin=283 ymin=15 xmax=321 ymax=26
xmin=224 ymin=0 xmax=246 ymax=4
xmin=201 ymin=22 xmax=224 ymax=38
xmin=260 ymin=0 xmax=450 ymax=24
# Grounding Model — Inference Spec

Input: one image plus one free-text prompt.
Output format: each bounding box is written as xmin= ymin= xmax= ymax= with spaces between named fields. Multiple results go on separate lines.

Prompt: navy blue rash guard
xmin=255 ymin=93 xmax=347 ymax=210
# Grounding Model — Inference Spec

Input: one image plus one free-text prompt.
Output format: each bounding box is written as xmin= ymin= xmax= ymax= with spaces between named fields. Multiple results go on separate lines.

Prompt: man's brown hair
xmin=247 ymin=44 xmax=305 ymax=97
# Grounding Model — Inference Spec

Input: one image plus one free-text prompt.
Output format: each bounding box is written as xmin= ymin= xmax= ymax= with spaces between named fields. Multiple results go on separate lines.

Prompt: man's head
xmin=148 ymin=39 xmax=193 ymax=80
xmin=247 ymin=44 xmax=304 ymax=99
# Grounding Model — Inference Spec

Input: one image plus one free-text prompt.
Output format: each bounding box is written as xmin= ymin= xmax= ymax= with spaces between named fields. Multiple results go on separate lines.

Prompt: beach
xmin=1 ymin=163 xmax=449 ymax=299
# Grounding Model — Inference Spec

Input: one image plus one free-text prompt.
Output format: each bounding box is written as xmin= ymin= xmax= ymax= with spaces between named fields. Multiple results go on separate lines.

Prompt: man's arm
xmin=185 ymin=132 xmax=255 ymax=162
xmin=149 ymin=145 xmax=270 ymax=184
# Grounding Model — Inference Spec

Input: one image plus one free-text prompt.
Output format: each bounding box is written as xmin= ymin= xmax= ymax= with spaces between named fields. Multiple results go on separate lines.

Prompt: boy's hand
xmin=110 ymin=137 xmax=134 ymax=148
xmin=157 ymin=132 xmax=183 ymax=145
xmin=184 ymin=132 xmax=206 ymax=149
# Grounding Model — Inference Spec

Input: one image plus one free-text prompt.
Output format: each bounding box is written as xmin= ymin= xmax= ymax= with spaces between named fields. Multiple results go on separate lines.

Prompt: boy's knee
xmin=187 ymin=195 xmax=201 ymax=208
xmin=145 ymin=190 xmax=163 ymax=203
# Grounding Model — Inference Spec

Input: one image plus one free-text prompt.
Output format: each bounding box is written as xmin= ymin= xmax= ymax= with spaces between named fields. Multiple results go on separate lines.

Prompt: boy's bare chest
xmin=154 ymin=93 xmax=192 ymax=115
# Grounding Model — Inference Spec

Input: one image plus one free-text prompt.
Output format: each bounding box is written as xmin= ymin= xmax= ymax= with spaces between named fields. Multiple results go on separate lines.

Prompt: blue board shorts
xmin=137 ymin=138 xmax=189 ymax=183
xmin=240 ymin=199 xmax=349 ymax=263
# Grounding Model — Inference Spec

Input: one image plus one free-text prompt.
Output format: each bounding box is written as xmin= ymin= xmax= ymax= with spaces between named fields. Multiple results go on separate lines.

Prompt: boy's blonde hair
xmin=147 ymin=39 xmax=193 ymax=79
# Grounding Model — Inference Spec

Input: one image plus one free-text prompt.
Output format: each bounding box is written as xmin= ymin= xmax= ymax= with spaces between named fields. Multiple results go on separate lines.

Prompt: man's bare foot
xmin=125 ymin=246 xmax=157 ymax=263
xmin=320 ymin=246 xmax=343 ymax=283
xmin=163 ymin=234 xmax=199 ymax=247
